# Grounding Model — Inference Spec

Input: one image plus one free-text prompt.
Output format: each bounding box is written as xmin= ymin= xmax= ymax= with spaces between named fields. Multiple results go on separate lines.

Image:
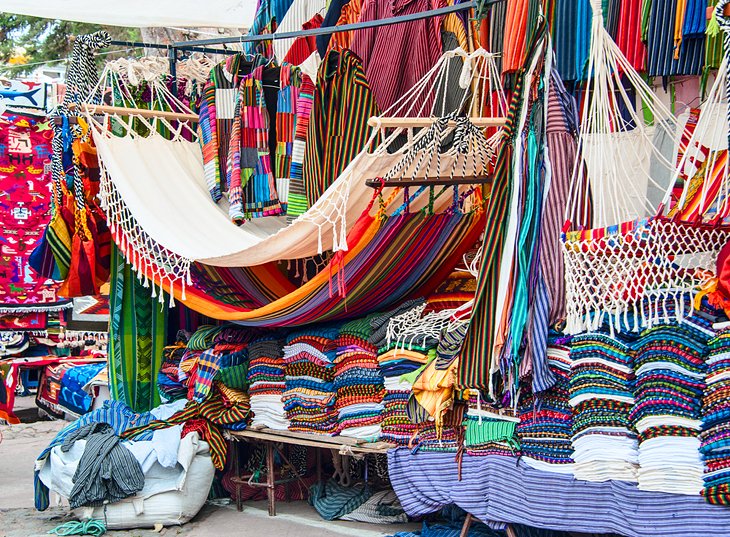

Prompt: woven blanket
xmin=0 ymin=112 xmax=68 ymax=312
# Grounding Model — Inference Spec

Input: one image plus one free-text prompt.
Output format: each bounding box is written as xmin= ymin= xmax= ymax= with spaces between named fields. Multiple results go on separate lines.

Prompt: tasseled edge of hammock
xmin=0 ymin=302 xmax=73 ymax=313
xmin=385 ymin=302 xmax=472 ymax=352
xmin=97 ymin=148 xmax=195 ymax=308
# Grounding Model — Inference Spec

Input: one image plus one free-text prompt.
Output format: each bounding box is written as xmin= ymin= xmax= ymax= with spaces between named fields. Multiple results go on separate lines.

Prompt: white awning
xmin=0 ymin=0 xmax=255 ymax=28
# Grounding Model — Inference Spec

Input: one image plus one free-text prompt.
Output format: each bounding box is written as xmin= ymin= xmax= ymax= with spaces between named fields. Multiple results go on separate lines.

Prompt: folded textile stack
xmin=334 ymin=317 xmax=385 ymax=440
xmin=463 ymin=394 xmax=519 ymax=457
xmin=283 ymin=326 xmax=340 ymax=435
xmin=377 ymin=345 xmax=434 ymax=445
xmin=700 ymin=328 xmax=730 ymax=504
xmin=631 ymin=323 xmax=708 ymax=494
xmin=569 ymin=330 xmax=638 ymax=482
xmin=247 ymin=337 xmax=288 ymax=430
xmin=518 ymin=337 xmax=574 ymax=472
xmin=157 ymin=345 xmax=188 ymax=402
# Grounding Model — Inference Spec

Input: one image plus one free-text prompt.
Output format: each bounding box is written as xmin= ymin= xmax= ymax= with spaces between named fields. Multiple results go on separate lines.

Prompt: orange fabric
xmin=502 ymin=0 xmax=528 ymax=73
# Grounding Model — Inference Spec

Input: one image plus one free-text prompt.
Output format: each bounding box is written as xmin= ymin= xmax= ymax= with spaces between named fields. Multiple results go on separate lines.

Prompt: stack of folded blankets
xmin=157 ymin=345 xmax=188 ymax=402
xmin=701 ymin=328 xmax=730 ymax=504
xmin=368 ymin=301 xmax=434 ymax=446
xmin=247 ymin=336 xmax=289 ymax=430
xmin=463 ymin=392 xmax=520 ymax=457
xmin=569 ymin=329 xmax=639 ymax=482
xmin=377 ymin=344 xmax=434 ymax=445
xmin=517 ymin=335 xmax=574 ymax=472
xmin=334 ymin=317 xmax=385 ymax=440
xmin=283 ymin=326 xmax=340 ymax=435
xmin=630 ymin=322 xmax=708 ymax=494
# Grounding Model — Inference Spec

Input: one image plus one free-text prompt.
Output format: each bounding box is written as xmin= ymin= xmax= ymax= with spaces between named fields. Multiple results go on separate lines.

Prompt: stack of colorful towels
xmin=569 ymin=329 xmax=638 ymax=482
xmin=517 ymin=336 xmax=574 ymax=473
xmin=631 ymin=322 xmax=708 ymax=494
xmin=701 ymin=328 xmax=730 ymax=504
xmin=283 ymin=326 xmax=340 ymax=435
xmin=247 ymin=336 xmax=289 ymax=430
xmin=334 ymin=317 xmax=385 ymax=440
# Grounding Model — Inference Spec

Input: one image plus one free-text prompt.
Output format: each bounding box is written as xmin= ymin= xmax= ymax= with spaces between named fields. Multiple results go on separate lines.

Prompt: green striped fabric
xmin=218 ymin=363 xmax=249 ymax=390
xmin=459 ymin=23 xmax=547 ymax=391
xmin=302 ymin=48 xmax=380 ymax=210
xmin=108 ymin=245 xmax=167 ymax=412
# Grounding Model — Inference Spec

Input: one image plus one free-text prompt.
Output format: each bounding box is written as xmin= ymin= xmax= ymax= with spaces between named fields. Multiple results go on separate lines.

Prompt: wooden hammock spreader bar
xmin=68 ymin=102 xmax=199 ymax=122
xmin=365 ymin=175 xmax=493 ymax=188
xmin=367 ymin=116 xmax=506 ymax=128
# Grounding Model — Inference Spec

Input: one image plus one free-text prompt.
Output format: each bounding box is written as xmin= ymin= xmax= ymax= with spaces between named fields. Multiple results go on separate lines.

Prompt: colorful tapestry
xmin=0 ymin=112 xmax=68 ymax=312
xmin=108 ymin=245 xmax=167 ymax=413
xmin=0 ymin=311 xmax=47 ymax=331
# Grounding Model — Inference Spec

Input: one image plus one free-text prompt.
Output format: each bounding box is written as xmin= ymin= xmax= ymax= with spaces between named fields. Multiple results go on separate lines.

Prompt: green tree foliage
xmin=0 ymin=14 xmax=141 ymax=73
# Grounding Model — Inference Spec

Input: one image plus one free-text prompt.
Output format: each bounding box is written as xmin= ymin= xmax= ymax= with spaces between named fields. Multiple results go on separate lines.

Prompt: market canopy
xmin=0 ymin=0 xmax=254 ymax=28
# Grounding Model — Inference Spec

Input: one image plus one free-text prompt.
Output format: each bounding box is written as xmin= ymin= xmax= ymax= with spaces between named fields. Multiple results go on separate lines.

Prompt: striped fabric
xmin=286 ymin=73 xmax=315 ymax=221
xmin=615 ymin=0 xmax=648 ymax=71
xmin=122 ymin=398 xmax=250 ymax=470
xmin=198 ymin=54 xmax=265 ymax=202
xmin=316 ymin=0 xmax=350 ymax=55
xmin=302 ymin=48 xmax=378 ymax=209
xmin=226 ymin=66 xmax=283 ymax=221
xmin=245 ymin=0 xmax=295 ymax=55
xmin=541 ymin=72 xmax=579 ymax=324
xmin=108 ymin=245 xmax=167 ymax=413
xmin=273 ymin=64 xmax=300 ymax=212
xmin=273 ymin=0 xmax=328 ymax=62
xmin=458 ymin=69 xmax=524 ymax=390
xmin=327 ymin=0 xmax=363 ymax=52
xmin=283 ymin=14 xmax=323 ymax=66
xmin=388 ymin=449 xmax=730 ymax=536
xmin=647 ymin=0 xmax=705 ymax=76
xmin=350 ymin=0 xmax=442 ymax=112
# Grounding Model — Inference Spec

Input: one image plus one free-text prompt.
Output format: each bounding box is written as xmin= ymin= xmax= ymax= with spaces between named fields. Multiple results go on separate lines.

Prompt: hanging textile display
xmin=0 ymin=111 xmax=69 ymax=313
xmin=460 ymin=21 xmax=550 ymax=394
xmin=108 ymin=245 xmax=167 ymax=413
xmin=301 ymin=48 xmax=380 ymax=213
xmin=30 ymin=31 xmax=112 ymax=298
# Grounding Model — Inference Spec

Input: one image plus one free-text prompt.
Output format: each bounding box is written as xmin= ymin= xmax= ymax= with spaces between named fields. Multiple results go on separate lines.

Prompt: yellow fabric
xmin=378 ymin=349 xmax=432 ymax=364
xmin=411 ymin=358 xmax=459 ymax=436
xmin=674 ymin=0 xmax=688 ymax=59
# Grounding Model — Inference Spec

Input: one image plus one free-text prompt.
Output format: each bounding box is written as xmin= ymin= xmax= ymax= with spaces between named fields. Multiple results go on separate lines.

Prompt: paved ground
xmin=0 ymin=396 xmax=421 ymax=537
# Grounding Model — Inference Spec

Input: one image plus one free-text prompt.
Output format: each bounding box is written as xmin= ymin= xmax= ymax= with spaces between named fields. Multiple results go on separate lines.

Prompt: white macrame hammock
xmin=85 ymin=49 xmax=505 ymax=302
xmin=563 ymin=0 xmax=730 ymax=334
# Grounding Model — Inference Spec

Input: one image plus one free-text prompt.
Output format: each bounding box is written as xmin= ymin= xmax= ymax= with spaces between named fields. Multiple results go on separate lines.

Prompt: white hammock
xmin=90 ymin=48 xmax=504 ymax=298
xmin=562 ymin=0 xmax=730 ymax=334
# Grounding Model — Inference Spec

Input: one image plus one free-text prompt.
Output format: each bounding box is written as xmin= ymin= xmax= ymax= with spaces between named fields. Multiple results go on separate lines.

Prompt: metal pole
xmin=172 ymin=0 xmax=487 ymax=48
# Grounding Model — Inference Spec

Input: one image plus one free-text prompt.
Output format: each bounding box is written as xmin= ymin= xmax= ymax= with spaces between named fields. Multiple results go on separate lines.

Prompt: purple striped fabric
xmin=387 ymin=448 xmax=730 ymax=536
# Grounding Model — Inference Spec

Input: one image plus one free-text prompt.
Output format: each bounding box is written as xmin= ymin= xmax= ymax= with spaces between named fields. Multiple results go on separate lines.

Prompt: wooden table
xmin=225 ymin=427 xmax=395 ymax=516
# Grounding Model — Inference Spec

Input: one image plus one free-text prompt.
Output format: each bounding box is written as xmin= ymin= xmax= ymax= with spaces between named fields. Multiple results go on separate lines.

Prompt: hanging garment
xmin=108 ymin=245 xmax=168 ymax=413
xmin=541 ymin=72 xmax=580 ymax=326
xmin=551 ymin=0 xmax=591 ymax=81
xmin=316 ymin=0 xmax=350 ymax=56
xmin=302 ymin=49 xmax=379 ymax=210
xmin=615 ymin=0 xmax=647 ymax=72
xmin=273 ymin=0 xmax=328 ymax=62
xmin=226 ymin=66 xmax=283 ymax=221
xmin=647 ymin=0 xmax=705 ymax=76
xmin=350 ymin=0 xmax=443 ymax=112
xmin=286 ymin=72 xmax=315 ymax=221
xmin=283 ymin=13 xmax=323 ymax=66
xmin=245 ymin=0 xmax=295 ymax=55
xmin=198 ymin=54 xmax=265 ymax=203
xmin=326 ymin=0 xmax=363 ymax=53
xmin=502 ymin=0 xmax=530 ymax=73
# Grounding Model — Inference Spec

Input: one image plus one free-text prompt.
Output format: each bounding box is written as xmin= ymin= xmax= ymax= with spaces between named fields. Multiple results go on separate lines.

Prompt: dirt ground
xmin=0 ymin=396 xmax=420 ymax=537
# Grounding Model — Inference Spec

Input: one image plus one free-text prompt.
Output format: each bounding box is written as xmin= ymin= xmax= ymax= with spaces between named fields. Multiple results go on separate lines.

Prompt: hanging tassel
xmin=708 ymin=10 xmax=721 ymax=38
